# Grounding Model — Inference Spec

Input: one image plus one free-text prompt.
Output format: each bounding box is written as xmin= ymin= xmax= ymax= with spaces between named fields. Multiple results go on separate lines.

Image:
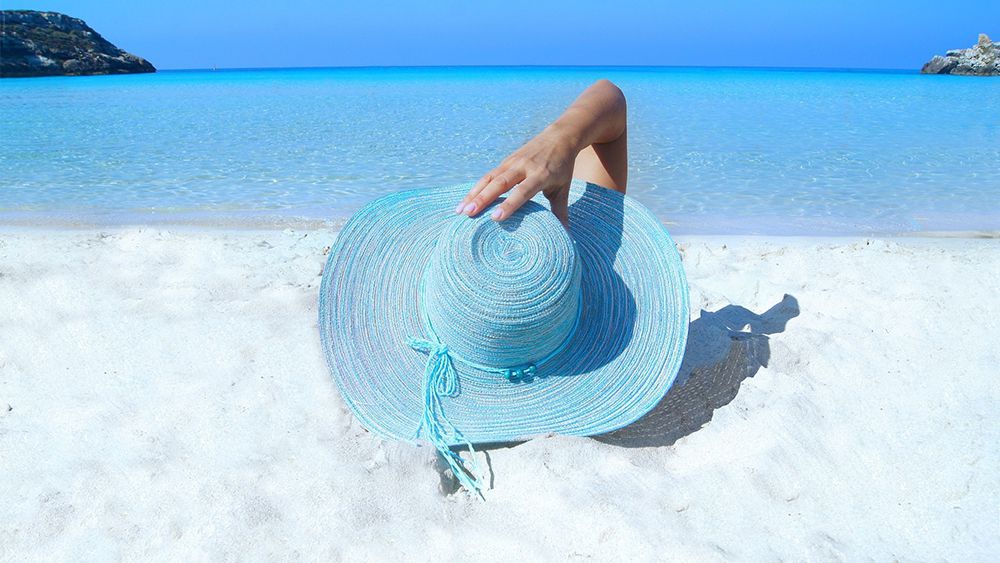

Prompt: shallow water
xmin=1 ymin=66 xmax=998 ymax=234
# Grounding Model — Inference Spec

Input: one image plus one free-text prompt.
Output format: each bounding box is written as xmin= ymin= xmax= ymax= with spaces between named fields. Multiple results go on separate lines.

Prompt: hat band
xmin=404 ymin=294 xmax=583 ymax=497
xmin=404 ymin=334 xmax=486 ymax=496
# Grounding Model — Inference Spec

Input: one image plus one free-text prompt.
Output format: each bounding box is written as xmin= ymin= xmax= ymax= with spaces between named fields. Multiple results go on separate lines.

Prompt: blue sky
xmin=10 ymin=1 xmax=999 ymax=70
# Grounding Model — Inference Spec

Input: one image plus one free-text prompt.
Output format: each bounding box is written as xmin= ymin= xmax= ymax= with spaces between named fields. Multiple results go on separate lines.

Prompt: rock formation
xmin=921 ymin=34 xmax=999 ymax=76
xmin=0 ymin=10 xmax=155 ymax=78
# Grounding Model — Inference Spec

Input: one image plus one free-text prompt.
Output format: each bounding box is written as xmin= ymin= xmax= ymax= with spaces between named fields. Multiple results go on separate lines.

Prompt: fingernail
xmin=462 ymin=203 xmax=476 ymax=215
xmin=491 ymin=208 xmax=504 ymax=221
xmin=454 ymin=201 xmax=465 ymax=214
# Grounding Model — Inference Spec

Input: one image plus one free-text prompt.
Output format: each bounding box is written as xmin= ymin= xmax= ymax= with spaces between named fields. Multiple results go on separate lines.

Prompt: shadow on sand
xmin=439 ymin=294 xmax=800 ymax=493
xmin=594 ymin=294 xmax=800 ymax=448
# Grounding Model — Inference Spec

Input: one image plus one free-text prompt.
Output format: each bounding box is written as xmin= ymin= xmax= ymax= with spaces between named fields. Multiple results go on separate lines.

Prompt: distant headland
xmin=0 ymin=10 xmax=155 ymax=78
xmin=921 ymin=34 xmax=999 ymax=76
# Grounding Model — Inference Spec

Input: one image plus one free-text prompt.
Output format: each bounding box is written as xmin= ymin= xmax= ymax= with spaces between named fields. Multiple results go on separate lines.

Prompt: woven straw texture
xmin=319 ymin=180 xmax=688 ymax=445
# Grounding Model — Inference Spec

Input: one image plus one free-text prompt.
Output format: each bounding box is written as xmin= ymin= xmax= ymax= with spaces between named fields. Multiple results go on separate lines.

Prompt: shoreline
xmin=1 ymin=221 xmax=997 ymax=239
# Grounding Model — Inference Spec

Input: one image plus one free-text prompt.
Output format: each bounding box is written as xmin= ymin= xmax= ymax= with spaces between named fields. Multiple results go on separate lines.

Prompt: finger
xmin=546 ymin=187 xmax=570 ymax=228
xmin=491 ymin=177 xmax=542 ymax=221
xmin=456 ymin=171 xmax=499 ymax=214
xmin=466 ymin=170 xmax=526 ymax=216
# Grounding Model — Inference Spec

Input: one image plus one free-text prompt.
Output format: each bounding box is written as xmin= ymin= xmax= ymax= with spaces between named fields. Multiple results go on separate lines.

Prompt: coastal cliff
xmin=921 ymin=34 xmax=999 ymax=76
xmin=0 ymin=10 xmax=155 ymax=78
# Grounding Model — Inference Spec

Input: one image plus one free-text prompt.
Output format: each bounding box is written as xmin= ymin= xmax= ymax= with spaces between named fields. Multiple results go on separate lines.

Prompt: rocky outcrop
xmin=921 ymin=34 xmax=999 ymax=76
xmin=0 ymin=10 xmax=155 ymax=78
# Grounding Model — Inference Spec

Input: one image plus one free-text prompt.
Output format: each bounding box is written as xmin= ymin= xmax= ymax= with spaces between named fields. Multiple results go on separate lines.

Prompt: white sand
xmin=1 ymin=228 xmax=997 ymax=561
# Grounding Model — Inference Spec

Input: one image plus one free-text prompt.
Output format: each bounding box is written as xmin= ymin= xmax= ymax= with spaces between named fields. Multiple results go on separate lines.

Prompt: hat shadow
xmin=439 ymin=294 xmax=799 ymax=495
xmin=593 ymin=294 xmax=800 ymax=448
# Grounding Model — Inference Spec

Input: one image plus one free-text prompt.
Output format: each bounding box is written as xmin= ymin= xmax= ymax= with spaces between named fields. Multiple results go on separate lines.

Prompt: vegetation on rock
xmin=1 ymin=10 xmax=155 ymax=78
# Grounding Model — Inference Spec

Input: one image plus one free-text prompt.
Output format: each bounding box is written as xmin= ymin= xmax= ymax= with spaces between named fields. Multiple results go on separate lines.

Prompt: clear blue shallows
xmin=1 ymin=66 xmax=998 ymax=234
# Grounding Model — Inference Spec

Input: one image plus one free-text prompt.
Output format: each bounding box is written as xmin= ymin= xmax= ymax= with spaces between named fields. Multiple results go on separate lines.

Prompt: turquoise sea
xmin=1 ymin=67 xmax=998 ymax=234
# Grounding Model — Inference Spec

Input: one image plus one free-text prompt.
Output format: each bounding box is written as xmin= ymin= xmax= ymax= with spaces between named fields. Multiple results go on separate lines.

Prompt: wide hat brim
xmin=319 ymin=180 xmax=688 ymax=445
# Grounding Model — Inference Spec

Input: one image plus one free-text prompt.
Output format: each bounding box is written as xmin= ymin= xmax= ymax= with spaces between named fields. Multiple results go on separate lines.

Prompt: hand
xmin=455 ymin=127 xmax=578 ymax=227
xmin=454 ymin=79 xmax=628 ymax=227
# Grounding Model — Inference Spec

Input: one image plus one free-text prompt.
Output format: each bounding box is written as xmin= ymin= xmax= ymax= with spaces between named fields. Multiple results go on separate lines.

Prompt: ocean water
xmin=1 ymin=66 xmax=998 ymax=234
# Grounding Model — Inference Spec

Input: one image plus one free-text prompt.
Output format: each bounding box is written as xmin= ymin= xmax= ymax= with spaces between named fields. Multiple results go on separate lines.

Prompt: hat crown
xmin=423 ymin=202 xmax=581 ymax=369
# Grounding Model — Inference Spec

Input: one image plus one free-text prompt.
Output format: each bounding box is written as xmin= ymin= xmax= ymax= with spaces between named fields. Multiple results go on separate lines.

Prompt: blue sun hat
xmin=319 ymin=180 xmax=688 ymax=495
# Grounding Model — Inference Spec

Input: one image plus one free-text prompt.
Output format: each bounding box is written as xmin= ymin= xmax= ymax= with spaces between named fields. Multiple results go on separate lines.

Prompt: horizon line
xmin=158 ymin=63 xmax=918 ymax=74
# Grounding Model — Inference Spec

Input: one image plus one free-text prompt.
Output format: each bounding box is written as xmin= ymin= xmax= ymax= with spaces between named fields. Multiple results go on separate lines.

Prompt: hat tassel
xmin=407 ymin=336 xmax=486 ymax=498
